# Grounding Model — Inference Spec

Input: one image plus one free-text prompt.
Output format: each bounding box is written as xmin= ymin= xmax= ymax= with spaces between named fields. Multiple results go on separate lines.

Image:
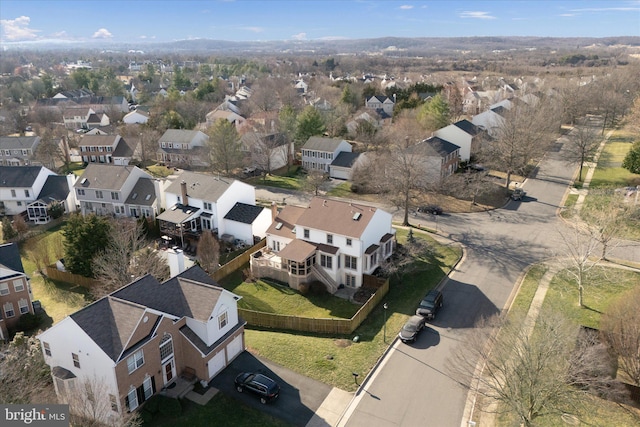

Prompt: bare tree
xmin=448 ymin=310 xmax=619 ymax=427
xmin=93 ymin=219 xmax=168 ymax=297
xmin=196 ymin=231 xmax=220 ymax=273
xmin=65 ymin=375 xmax=142 ymax=427
xmin=556 ymin=219 xmax=603 ymax=307
xmin=485 ymin=97 xmax=562 ymax=189
xmin=600 ymin=287 xmax=640 ymax=387
xmin=584 ymin=191 xmax=631 ymax=260
xmin=304 ymin=169 xmax=329 ymax=196
xmin=0 ymin=332 xmax=56 ymax=404
xmin=563 ymin=119 xmax=602 ymax=182
xmin=386 ymin=142 xmax=430 ymax=226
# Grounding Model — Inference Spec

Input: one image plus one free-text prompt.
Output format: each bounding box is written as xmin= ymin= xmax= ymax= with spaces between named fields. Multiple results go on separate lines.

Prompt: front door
xmin=163 ymin=359 xmax=175 ymax=385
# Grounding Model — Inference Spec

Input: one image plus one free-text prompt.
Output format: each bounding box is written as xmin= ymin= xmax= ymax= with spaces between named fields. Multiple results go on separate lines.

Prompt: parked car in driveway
xmin=399 ymin=315 xmax=426 ymax=343
xmin=416 ymin=289 xmax=443 ymax=320
xmin=235 ymin=372 xmax=280 ymax=404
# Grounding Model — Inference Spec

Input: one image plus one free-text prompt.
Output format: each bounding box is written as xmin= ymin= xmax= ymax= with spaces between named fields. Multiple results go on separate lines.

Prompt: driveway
xmin=209 ymin=351 xmax=333 ymax=426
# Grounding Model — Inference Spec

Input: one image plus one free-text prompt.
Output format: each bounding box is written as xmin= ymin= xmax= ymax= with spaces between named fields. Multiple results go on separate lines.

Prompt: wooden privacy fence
xmin=43 ymin=266 xmax=100 ymax=288
xmin=212 ymin=239 xmax=266 ymax=281
xmin=239 ymin=277 xmax=389 ymax=335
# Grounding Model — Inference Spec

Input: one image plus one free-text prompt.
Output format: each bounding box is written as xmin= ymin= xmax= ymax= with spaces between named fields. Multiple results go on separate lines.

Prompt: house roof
xmin=124 ymin=178 xmax=156 ymax=206
xmin=0 ymin=136 xmax=40 ymax=150
xmin=75 ymin=164 xmax=141 ymax=190
xmin=366 ymin=95 xmax=393 ymax=103
xmin=266 ymin=205 xmax=306 ymax=238
xmin=156 ymin=203 xmax=200 ymax=224
xmin=111 ymin=266 xmax=222 ymax=322
xmin=0 ymin=242 xmax=25 ymax=274
xmin=180 ymin=319 xmax=246 ymax=356
xmin=0 ymin=165 xmax=48 ymax=188
xmin=112 ymin=137 xmax=135 ymax=158
xmin=224 ymin=202 xmax=264 ymax=225
xmin=79 ymin=134 xmax=120 ymax=147
xmin=278 ymin=239 xmax=317 ymax=263
xmin=164 ymin=171 xmax=234 ymax=202
xmin=453 ymin=119 xmax=481 ymax=136
xmin=409 ymin=136 xmax=460 ymax=157
xmin=296 ymin=197 xmax=378 ymax=239
xmin=302 ymin=136 xmax=349 ymax=152
xmin=36 ymin=175 xmax=71 ymax=205
xmin=331 ymin=151 xmax=360 ymax=169
xmin=159 ymin=129 xmax=207 ymax=144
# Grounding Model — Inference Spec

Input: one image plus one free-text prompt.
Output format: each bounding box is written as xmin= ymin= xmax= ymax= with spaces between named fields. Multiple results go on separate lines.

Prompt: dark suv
xmin=235 ymin=372 xmax=280 ymax=404
xmin=416 ymin=289 xmax=443 ymax=320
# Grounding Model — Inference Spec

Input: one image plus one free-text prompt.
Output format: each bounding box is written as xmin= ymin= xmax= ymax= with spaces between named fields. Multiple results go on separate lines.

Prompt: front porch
xmin=159 ymin=369 xmax=198 ymax=400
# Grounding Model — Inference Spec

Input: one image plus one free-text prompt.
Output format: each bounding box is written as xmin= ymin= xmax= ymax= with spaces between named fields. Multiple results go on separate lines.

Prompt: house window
xmin=18 ymin=299 xmax=29 ymax=314
xmin=127 ymin=349 xmax=144 ymax=374
xmin=95 ymin=190 xmax=103 ymax=199
xmin=3 ymin=302 xmax=14 ymax=318
xmin=43 ymin=342 xmax=52 ymax=357
xmin=17 ymin=202 xmax=22 ymax=207
xmin=370 ymin=252 xmax=378 ymax=268
xmin=344 ymin=255 xmax=357 ymax=270
xmin=143 ymin=376 xmax=153 ymax=400
xmin=159 ymin=335 xmax=173 ymax=362
xmin=24 ymin=189 xmax=30 ymax=197
xmin=345 ymin=274 xmax=357 ymax=287
xmin=327 ymin=234 xmax=333 ymax=244
xmin=271 ymin=240 xmax=280 ymax=251
xmin=77 ymin=189 xmax=85 ymax=196
xmin=218 ymin=311 xmax=228 ymax=329
xmin=72 ymin=353 xmax=80 ymax=368
xmin=320 ymin=254 xmax=332 ymax=269
xmin=127 ymin=387 xmax=138 ymax=411
xmin=10 ymin=189 xmax=16 ymax=197
xmin=0 ymin=283 xmax=9 ymax=295
xmin=111 ymin=192 xmax=119 ymax=200
xmin=346 ymin=238 xmax=352 ymax=246
xmin=303 ymin=229 xmax=309 ymax=239
xmin=13 ymin=279 xmax=25 ymax=292
xmin=203 ymin=202 xmax=212 ymax=210
xmin=110 ymin=394 xmax=118 ymax=412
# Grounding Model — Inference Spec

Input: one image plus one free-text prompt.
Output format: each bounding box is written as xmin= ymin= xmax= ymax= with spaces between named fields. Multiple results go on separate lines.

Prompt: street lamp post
xmin=383 ymin=302 xmax=388 ymax=343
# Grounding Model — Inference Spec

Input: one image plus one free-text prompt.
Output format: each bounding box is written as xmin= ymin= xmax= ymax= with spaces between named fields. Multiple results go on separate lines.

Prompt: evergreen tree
xmin=295 ymin=106 xmax=326 ymax=144
xmin=62 ymin=214 xmax=111 ymax=277
xmin=2 ymin=217 xmax=17 ymax=241
xmin=622 ymin=141 xmax=640 ymax=175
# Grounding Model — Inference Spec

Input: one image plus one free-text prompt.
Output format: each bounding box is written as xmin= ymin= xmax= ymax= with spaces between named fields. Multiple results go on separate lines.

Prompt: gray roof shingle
xmin=224 ymin=202 xmax=264 ymax=224
xmin=0 ymin=165 xmax=48 ymax=187
xmin=331 ymin=151 xmax=360 ymax=169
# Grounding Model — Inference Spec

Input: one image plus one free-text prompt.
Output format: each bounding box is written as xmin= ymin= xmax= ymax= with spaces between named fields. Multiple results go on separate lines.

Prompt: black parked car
xmin=235 ymin=372 xmax=280 ymax=404
xmin=416 ymin=289 xmax=443 ymax=320
xmin=398 ymin=315 xmax=426 ymax=343
xmin=417 ymin=205 xmax=443 ymax=215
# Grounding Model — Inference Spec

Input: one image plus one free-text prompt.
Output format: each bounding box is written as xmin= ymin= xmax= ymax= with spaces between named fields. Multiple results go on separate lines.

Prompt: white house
xmin=365 ymin=95 xmax=395 ymax=116
xmin=434 ymin=119 xmax=485 ymax=162
xmin=472 ymin=105 xmax=507 ymax=137
xmin=38 ymin=265 xmax=245 ymax=424
xmin=157 ymin=129 xmax=209 ymax=167
xmin=0 ymin=135 xmax=41 ymax=166
xmin=252 ymin=197 xmax=396 ymax=292
xmin=301 ymin=137 xmax=352 ymax=173
xmin=157 ymin=171 xmax=258 ymax=248
xmin=329 ymin=152 xmax=366 ymax=180
xmin=123 ymin=109 xmax=149 ymax=125
xmin=222 ymin=202 xmax=272 ymax=246
xmin=239 ymin=132 xmax=292 ymax=173
xmin=0 ymin=165 xmax=57 ymax=216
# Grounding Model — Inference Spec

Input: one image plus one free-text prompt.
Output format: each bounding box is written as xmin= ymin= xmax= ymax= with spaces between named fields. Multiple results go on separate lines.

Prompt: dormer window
xmin=218 ymin=311 xmax=228 ymax=329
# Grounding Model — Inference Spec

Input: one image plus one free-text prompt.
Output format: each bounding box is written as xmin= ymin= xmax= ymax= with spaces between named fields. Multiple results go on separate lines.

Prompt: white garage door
xmin=227 ymin=334 xmax=244 ymax=361
xmin=207 ymin=351 xmax=226 ymax=379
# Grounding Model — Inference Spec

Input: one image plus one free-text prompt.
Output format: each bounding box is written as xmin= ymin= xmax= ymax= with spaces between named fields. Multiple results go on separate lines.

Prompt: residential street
xmin=255 ymin=128 xmax=640 ymax=427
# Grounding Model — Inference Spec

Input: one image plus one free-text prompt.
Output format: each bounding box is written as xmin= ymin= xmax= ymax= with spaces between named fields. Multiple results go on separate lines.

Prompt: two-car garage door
xmin=207 ymin=334 xmax=244 ymax=379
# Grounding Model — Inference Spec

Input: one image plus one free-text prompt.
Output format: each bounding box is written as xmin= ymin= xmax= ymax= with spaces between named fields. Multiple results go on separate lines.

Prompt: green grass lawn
xmin=507 ymin=264 xmax=547 ymax=317
xmin=221 ymin=228 xmax=461 ymax=391
xmin=143 ymin=393 xmax=289 ymax=427
xmin=589 ymin=134 xmax=640 ymax=189
xmin=542 ymin=267 xmax=640 ymax=329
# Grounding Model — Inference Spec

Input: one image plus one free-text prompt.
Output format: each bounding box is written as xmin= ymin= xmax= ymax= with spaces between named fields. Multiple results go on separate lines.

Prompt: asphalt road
xmin=253 ymin=124 xmax=640 ymax=427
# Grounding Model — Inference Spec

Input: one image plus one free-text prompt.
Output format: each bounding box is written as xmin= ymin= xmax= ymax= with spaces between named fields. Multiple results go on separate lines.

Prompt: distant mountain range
xmin=3 ymin=36 xmax=639 ymax=55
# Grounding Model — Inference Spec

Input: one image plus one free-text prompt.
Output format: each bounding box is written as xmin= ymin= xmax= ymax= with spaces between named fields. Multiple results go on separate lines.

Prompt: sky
xmin=1 ymin=0 xmax=639 ymax=45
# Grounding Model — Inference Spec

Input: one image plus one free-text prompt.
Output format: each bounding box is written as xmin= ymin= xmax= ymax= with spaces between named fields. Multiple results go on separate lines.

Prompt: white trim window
xmin=159 ymin=335 xmax=173 ymax=363
xmin=127 ymin=350 xmax=144 ymax=374
xmin=13 ymin=279 xmax=25 ymax=292
xmin=127 ymin=387 xmax=138 ymax=411
xmin=18 ymin=298 xmax=29 ymax=314
xmin=3 ymin=302 xmax=15 ymax=318
xmin=143 ymin=376 xmax=153 ymax=400
xmin=0 ymin=283 xmax=9 ymax=296
xmin=218 ymin=311 xmax=228 ymax=329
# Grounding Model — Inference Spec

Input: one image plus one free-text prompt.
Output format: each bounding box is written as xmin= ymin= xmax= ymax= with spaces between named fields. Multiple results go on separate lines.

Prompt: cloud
xmin=460 ymin=11 xmax=496 ymax=20
xmin=399 ymin=5 xmax=413 ymax=10
xmin=291 ymin=32 xmax=307 ymax=40
xmin=92 ymin=28 xmax=113 ymax=39
xmin=0 ymin=16 xmax=40 ymax=41
xmin=570 ymin=6 xmax=640 ymax=12
xmin=239 ymin=26 xmax=263 ymax=33
xmin=559 ymin=13 xmax=576 ymax=17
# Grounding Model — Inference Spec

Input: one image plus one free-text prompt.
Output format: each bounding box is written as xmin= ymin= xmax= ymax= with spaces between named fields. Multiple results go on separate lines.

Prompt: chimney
xmin=271 ymin=201 xmax=278 ymax=221
xmin=180 ymin=181 xmax=188 ymax=205
xmin=167 ymin=247 xmax=185 ymax=277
